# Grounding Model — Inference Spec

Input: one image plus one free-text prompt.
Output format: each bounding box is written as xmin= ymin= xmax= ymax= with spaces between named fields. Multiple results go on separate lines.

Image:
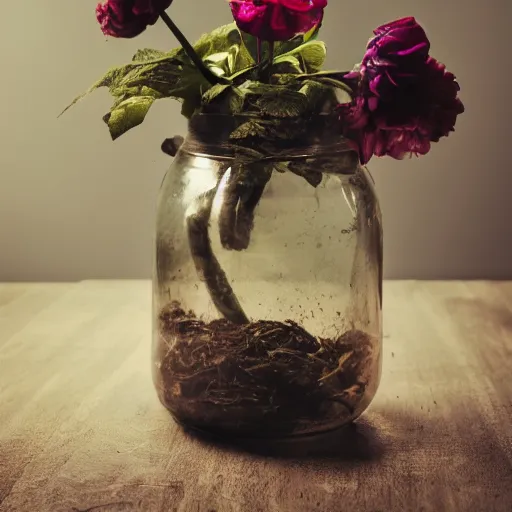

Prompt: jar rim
xmin=183 ymin=112 xmax=358 ymax=163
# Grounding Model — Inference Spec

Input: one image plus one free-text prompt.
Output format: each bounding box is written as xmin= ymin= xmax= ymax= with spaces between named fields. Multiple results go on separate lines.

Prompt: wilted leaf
xmin=297 ymin=71 xmax=353 ymax=95
xmin=301 ymin=41 xmax=327 ymax=72
xmin=132 ymin=48 xmax=172 ymax=62
xmin=228 ymin=43 xmax=255 ymax=75
xmin=103 ymin=96 xmax=155 ymax=140
xmin=194 ymin=23 xmax=241 ymax=59
xmin=202 ymin=83 xmax=245 ymax=115
xmin=256 ymin=89 xmax=308 ymax=118
xmin=239 ymin=32 xmax=267 ymax=64
xmin=262 ymin=118 xmax=306 ymax=140
xmin=279 ymin=41 xmax=327 ymax=73
xmin=271 ymin=55 xmax=304 ymax=74
xmin=202 ymin=83 xmax=232 ymax=104
xmin=271 ymin=74 xmax=301 ymax=86
xmin=288 ymin=161 xmax=324 ymax=187
xmin=298 ymin=80 xmax=336 ymax=112
xmin=239 ymin=81 xmax=279 ymax=96
xmin=205 ymin=52 xmax=230 ymax=68
xmin=275 ymin=36 xmax=309 ymax=56
xmin=230 ymin=120 xmax=267 ymax=140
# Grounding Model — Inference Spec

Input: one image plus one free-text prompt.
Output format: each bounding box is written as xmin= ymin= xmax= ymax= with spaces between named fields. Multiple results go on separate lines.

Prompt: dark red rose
xmin=349 ymin=17 xmax=431 ymax=103
xmin=368 ymin=17 xmax=430 ymax=63
xmin=97 ymin=0 xmax=172 ymax=38
xmin=340 ymin=18 xmax=464 ymax=164
xmin=229 ymin=0 xmax=327 ymax=42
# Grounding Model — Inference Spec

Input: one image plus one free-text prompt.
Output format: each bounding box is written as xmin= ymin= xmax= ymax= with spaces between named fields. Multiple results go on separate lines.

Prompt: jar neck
xmin=181 ymin=114 xmax=358 ymax=162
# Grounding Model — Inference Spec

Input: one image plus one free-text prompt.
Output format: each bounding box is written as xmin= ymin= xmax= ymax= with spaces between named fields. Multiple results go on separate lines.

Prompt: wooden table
xmin=0 ymin=281 xmax=511 ymax=512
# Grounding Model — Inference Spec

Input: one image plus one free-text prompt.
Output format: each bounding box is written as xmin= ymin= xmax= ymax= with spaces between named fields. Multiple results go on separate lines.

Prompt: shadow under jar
xmin=152 ymin=114 xmax=383 ymax=438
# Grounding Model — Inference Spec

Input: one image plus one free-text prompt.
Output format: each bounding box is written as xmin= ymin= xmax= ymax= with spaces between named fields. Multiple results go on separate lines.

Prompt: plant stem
xmin=257 ymin=38 xmax=262 ymax=65
xmin=258 ymin=41 xmax=275 ymax=82
xmin=218 ymin=162 xmax=271 ymax=251
xmin=159 ymin=11 xmax=229 ymax=85
xmin=186 ymin=179 xmax=250 ymax=325
xmin=268 ymin=41 xmax=275 ymax=65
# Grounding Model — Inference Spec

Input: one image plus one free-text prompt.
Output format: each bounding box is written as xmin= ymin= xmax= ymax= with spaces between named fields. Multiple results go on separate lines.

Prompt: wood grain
xmin=0 ymin=281 xmax=511 ymax=512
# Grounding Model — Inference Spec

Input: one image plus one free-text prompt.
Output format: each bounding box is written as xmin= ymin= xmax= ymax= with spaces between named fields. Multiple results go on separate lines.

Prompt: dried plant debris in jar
xmin=157 ymin=301 xmax=376 ymax=437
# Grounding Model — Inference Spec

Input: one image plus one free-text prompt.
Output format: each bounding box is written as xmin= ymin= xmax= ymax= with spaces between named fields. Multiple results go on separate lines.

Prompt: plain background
xmin=0 ymin=1 xmax=510 ymax=281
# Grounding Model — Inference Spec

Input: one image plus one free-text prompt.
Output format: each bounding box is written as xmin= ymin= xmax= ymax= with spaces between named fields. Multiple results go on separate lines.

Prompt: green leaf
xmin=62 ymin=24 xmax=248 ymax=132
xmin=297 ymin=71 xmax=353 ymax=94
xmin=103 ymin=96 xmax=155 ymax=140
xmin=256 ymin=89 xmax=308 ymax=118
xmin=230 ymin=117 xmax=306 ymax=142
xmin=61 ymin=53 xmax=209 ymax=132
xmin=228 ymin=43 xmax=255 ymax=75
xmin=193 ymin=25 xmax=255 ymax=77
xmin=228 ymin=65 xmax=259 ymax=83
xmin=296 ymin=71 xmax=353 ymax=100
xmin=132 ymin=48 xmax=169 ymax=62
xmin=271 ymin=55 xmax=304 ymax=74
xmin=300 ymin=41 xmax=327 ymax=72
xmin=303 ymin=23 xmax=321 ymax=43
xmin=262 ymin=118 xmax=306 ymax=140
xmin=239 ymin=31 xmax=307 ymax=65
xmin=202 ymin=84 xmax=245 ymax=115
xmin=278 ymin=41 xmax=327 ymax=73
xmin=271 ymin=74 xmax=302 ymax=86
xmin=275 ymin=36 xmax=309 ymax=57
xmin=194 ymin=23 xmax=241 ymax=59
xmin=63 ymin=52 xmax=195 ymax=105
xmin=205 ymin=52 xmax=230 ymax=66
xmin=239 ymin=32 xmax=265 ymax=64
xmin=230 ymin=120 xmax=267 ymax=140
xmin=238 ymin=81 xmax=277 ymax=95
xmin=298 ymin=80 xmax=334 ymax=112
xmin=202 ymin=83 xmax=231 ymax=104
xmin=227 ymin=90 xmax=245 ymax=114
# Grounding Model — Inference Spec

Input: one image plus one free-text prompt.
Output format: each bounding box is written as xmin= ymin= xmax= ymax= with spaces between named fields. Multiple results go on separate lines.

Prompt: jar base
xmin=155 ymin=301 xmax=377 ymax=439
xmin=168 ymin=409 xmax=358 ymax=440
xmin=173 ymin=414 xmax=376 ymax=458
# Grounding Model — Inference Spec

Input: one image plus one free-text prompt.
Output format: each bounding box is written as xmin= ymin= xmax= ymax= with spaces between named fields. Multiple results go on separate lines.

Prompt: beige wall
xmin=1 ymin=0 xmax=510 ymax=281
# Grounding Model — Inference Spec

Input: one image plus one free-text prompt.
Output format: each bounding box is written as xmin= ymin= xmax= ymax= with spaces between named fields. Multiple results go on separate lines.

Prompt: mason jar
xmin=152 ymin=114 xmax=383 ymax=438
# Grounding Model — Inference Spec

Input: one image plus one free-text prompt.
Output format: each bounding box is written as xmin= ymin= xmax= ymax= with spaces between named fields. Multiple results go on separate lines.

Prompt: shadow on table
xmin=183 ymin=416 xmax=385 ymax=462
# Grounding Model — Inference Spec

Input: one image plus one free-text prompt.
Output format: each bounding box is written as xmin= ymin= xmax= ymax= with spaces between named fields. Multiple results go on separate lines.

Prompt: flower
xmin=340 ymin=17 xmax=464 ymax=164
xmin=368 ymin=17 xmax=430 ymax=63
xmin=229 ymin=0 xmax=327 ymax=42
xmin=361 ymin=17 xmax=430 ymax=101
xmin=96 ymin=0 xmax=172 ymax=38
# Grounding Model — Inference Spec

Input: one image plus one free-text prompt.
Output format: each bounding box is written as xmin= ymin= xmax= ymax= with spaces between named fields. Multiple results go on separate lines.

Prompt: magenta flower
xmin=229 ymin=0 xmax=327 ymax=42
xmin=96 ymin=0 xmax=172 ymax=38
xmin=340 ymin=17 xmax=464 ymax=164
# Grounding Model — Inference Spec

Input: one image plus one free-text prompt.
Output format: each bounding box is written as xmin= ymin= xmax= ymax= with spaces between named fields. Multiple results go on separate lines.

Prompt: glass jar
xmin=152 ymin=115 xmax=383 ymax=438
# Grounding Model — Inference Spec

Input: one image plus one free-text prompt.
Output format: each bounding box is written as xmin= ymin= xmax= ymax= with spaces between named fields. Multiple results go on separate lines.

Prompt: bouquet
xmin=66 ymin=0 xmax=464 ymax=165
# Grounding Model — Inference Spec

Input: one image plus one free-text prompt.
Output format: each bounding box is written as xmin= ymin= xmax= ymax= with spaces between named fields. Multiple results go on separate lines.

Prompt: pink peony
xmin=229 ymin=0 xmax=327 ymax=42
xmin=340 ymin=18 xmax=464 ymax=164
xmin=96 ymin=0 xmax=172 ymax=38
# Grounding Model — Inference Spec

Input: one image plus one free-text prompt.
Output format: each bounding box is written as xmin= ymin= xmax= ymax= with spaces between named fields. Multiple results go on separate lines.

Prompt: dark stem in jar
xmin=185 ymin=176 xmax=250 ymax=324
xmin=218 ymin=162 xmax=272 ymax=251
